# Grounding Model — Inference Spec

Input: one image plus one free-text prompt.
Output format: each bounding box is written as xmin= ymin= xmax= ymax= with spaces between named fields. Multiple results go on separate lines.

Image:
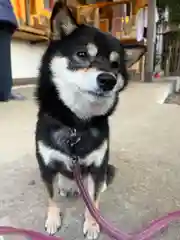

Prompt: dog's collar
xmin=43 ymin=112 xmax=94 ymax=130
xmin=43 ymin=113 xmax=63 ymax=126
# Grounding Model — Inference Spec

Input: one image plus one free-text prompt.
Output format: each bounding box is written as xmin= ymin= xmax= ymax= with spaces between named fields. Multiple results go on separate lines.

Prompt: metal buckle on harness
xmin=67 ymin=128 xmax=81 ymax=148
xmin=71 ymin=155 xmax=79 ymax=166
xmin=67 ymin=128 xmax=81 ymax=166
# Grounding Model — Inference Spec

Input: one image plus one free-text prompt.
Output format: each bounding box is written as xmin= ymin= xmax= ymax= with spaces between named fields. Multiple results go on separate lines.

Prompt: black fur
xmin=35 ymin=26 xmax=129 ymax=122
xmin=35 ymin=26 xmax=126 ymax=200
xmin=34 ymin=1 xmax=146 ymax=237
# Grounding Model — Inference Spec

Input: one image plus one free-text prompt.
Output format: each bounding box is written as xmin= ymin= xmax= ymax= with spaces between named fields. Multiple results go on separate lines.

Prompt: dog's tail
xmin=107 ymin=164 xmax=116 ymax=186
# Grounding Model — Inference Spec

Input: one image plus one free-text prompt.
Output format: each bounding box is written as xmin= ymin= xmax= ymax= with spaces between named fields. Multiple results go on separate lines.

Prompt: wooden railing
xmin=162 ymin=31 xmax=180 ymax=76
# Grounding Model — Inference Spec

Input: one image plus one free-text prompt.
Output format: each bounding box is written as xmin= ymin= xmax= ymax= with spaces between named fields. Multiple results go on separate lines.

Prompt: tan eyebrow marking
xmin=87 ymin=43 xmax=98 ymax=57
xmin=109 ymin=51 xmax=119 ymax=62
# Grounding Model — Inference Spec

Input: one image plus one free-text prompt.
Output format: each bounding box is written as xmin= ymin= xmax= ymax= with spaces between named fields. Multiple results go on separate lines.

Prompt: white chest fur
xmin=37 ymin=140 xmax=107 ymax=171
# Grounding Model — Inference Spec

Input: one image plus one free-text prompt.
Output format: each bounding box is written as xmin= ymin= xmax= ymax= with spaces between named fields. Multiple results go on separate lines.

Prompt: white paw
xmin=45 ymin=208 xmax=62 ymax=235
xmin=83 ymin=220 xmax=100 ymax=240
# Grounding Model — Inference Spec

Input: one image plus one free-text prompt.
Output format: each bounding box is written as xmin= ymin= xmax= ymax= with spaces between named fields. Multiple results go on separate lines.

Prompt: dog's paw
xmin=45 ymin=208 xmax=62 ymax=235
xmin=59 ymin=188 xmax=80 ymax=198
xmin=83 ymin=219 xmax=100 ymax=240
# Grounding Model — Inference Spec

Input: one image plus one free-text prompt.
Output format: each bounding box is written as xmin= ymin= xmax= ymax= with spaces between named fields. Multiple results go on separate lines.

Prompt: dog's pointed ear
xmin=124 ymin=45 xmax=146 ymax=68
xmin=50 ymin=0 xmax=78 ymax=40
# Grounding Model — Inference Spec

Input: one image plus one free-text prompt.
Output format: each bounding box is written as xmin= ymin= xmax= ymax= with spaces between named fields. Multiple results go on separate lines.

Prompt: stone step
xmin=13 ymin=78 xmax=36 ymax=86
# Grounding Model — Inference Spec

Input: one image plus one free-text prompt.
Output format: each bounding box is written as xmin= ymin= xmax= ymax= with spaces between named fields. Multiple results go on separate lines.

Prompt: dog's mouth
xmin=87 ymin=90 xmax=112 ymax=98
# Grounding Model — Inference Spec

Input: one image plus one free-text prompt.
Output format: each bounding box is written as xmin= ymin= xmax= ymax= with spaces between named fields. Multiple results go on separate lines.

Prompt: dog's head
xmin=38 ymin=0 xmax=146 ymax=120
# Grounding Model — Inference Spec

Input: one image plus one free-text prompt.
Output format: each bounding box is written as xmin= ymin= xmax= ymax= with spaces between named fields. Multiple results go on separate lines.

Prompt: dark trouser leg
xmin=0 ymin=29 xmax=13 ymax=101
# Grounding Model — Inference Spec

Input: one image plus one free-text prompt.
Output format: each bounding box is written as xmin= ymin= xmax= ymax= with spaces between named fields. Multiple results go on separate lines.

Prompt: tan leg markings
xmin=45 ymin=198 xmax=62 ymax=235
xmin=83 ymin=199 xmax=100 ymax=240
xmin=83 ymin=175 xmax=102 ymax=240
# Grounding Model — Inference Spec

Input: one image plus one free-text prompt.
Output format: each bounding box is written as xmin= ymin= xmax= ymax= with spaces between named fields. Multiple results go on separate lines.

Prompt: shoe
xmin=9 ymin=92 xmax=26 ymax=100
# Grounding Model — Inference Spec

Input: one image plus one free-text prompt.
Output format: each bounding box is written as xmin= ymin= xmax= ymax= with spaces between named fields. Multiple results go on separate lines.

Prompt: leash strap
xmin=68 ymin=128 xmax=180 ymax=240
xmin=0 ymin=226 xmax=62 ymax=240
xmin=1 ymin=128 xmax=180 ymax=240
xmin=73 ymin=163 xmax=131 ymax=240
xmin=73 ymin=162 xmax=180 ymax=240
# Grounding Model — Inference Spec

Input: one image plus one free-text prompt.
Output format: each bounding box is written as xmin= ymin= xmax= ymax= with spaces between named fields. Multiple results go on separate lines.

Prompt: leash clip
xmin=67 ymin=128 xmax=81 ymax=166
xmin=71 ymin=155 xmax=79 ymax=166
xmin=67 ymin=128 xmax=81 ymax=148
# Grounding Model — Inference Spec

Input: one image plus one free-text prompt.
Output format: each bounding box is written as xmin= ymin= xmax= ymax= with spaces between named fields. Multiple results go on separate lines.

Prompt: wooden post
xmin=94 ymin=8 xmax=100 ymax=28
xmin=25 ymin=0 xmax=30 ymax=25
xmin=144 ymin=0 xmax=156 ymax=82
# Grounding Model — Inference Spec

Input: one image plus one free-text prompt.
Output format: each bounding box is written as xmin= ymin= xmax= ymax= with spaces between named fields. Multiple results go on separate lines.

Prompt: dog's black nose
xmin=97 ymin=73 xmax=117 ymax=91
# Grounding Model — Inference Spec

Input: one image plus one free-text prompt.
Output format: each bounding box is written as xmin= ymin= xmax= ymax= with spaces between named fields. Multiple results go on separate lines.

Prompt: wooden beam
xmin=12 ymin=25 xmax=48 ymax=42
xmin=13 ymin=31 xmax=48 ymax=42
xmin=144 ymin=0 xmax=156 ymax=82
xmin=17 ymin=25 xmax=48 ymax=35
xmin=77 ymin=0 xmax=131 ymax=10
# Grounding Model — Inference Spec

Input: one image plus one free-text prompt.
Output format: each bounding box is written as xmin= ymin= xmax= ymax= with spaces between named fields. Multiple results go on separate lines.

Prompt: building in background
xmin=10 ymin=0 xmax=147 ymax=84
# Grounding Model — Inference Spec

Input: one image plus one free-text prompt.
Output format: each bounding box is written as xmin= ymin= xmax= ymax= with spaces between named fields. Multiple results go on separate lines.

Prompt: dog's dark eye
xmin=111 ymin=61 xmax=119 ymax=69
xmin=76 ymin=51 xmax=88 ymax=59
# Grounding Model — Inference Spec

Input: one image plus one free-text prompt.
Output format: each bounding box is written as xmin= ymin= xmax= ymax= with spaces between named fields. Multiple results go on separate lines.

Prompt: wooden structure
xmin=11 ymin=0 xmax=150 ymax=79
xmin=12 ymin=0 xmax=51 ymax=41
xmin=11 ymin=0 xmax=140 ymax=43
xmin=10 ymin=0 xmax=148 ymax=78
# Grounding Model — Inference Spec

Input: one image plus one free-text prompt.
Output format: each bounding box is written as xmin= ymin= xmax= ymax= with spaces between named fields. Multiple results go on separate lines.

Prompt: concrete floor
xmin=0 ymin=82 xmax=180 ymax=239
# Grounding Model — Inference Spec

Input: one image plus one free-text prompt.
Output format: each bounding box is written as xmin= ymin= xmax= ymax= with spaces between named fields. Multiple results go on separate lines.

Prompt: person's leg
xmin=0 ymin=29 xmax=12 ymax=101
xmin=0 ymin=25 xmax=25 ymax=102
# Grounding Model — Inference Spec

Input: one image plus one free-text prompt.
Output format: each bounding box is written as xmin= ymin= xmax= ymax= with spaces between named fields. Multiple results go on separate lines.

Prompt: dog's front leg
xmin=43 ymin=172 xmax=62 ymax=235
xmin=83 ymin=175 xmax=106 ymax=240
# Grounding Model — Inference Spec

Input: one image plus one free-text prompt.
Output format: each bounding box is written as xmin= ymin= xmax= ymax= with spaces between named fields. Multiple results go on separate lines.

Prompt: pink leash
xmin=0 ymin=164 xmax=180 ymax=240
xmin=0 ymin=226 xmax=62 ymax=240
xmin=1 ymin=127 xmax=180 ymax=240
xmin=73 ymin=162 xmax=180 ymax=240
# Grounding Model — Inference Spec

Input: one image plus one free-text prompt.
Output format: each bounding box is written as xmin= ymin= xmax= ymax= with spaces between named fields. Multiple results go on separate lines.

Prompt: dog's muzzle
xmin=97 ymin=73 xmax=117 ymax=92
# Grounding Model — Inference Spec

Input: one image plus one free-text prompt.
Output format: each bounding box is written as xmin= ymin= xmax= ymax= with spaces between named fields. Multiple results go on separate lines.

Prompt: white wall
xmin=11 ymin=39 xmax=47 ymax=79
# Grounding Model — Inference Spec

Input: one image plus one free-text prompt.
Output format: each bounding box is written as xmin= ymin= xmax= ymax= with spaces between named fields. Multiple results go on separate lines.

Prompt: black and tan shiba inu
xmin=35 ymin=1 xmax=146 ymax=239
